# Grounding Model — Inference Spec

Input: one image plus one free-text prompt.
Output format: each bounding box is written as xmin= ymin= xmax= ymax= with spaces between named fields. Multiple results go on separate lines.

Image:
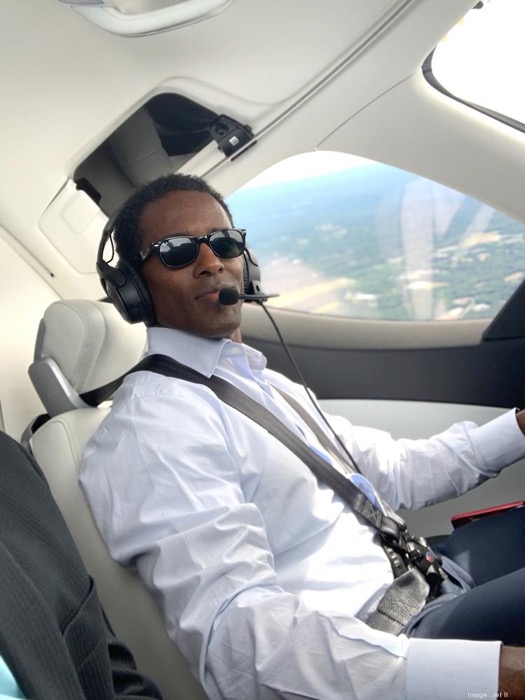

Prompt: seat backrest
xmin=28 ymin=300 xmax=207 ymax=700
xmin=29 ymin=298 xmax=146 ymax=417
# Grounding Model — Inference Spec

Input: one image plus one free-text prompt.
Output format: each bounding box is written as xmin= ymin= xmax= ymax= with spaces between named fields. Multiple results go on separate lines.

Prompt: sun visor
xmin=39 ymin=180 xmax=107 ymax=275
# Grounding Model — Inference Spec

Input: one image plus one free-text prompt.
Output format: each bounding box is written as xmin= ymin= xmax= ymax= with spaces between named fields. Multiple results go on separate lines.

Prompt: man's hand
xmin=500 ymin=646 xmax=525 ymax=698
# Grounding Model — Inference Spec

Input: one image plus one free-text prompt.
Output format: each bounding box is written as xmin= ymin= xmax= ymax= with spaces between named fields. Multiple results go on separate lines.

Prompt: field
xmin=228 ymin=164 xmax=525 ymax=321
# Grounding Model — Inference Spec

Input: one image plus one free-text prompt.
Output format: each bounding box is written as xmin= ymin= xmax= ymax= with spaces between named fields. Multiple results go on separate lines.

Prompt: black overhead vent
xmin=145 ymin=93 xmax=217 ymax=156
xmin=74 ymin=93 xmax=254 ymax=215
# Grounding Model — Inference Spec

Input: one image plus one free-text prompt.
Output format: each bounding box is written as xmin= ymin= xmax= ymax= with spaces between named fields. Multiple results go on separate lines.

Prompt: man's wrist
xmin=499 ymin=646 xmax=525 ymax=698
xmin=515 ymin=409 xmax=525 ymax=436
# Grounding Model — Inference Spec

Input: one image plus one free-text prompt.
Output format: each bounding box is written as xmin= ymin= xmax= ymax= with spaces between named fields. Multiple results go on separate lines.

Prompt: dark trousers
xmin=407 ymin=507 xmax=525 ymax=645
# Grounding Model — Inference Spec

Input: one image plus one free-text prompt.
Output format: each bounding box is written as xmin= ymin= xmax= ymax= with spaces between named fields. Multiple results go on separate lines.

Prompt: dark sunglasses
xmin=138 ymin=228 xmax=246 ymax=269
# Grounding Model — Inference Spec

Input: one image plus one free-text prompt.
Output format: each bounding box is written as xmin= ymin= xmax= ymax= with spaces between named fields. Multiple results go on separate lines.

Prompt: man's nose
xmin=193 ymin=239 xmax=224 ymax=275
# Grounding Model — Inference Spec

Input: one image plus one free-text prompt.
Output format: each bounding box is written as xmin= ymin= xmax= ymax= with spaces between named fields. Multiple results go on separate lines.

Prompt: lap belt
xmin=82 ymin=353 xmax=447 ymax=634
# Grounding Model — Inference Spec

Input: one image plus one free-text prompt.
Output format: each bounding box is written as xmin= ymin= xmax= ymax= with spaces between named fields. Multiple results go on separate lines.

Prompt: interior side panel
xmin=248 ymin=338 xmax=525 ymax=407
xmin=241 ymin=308 xmax=525 ymax=408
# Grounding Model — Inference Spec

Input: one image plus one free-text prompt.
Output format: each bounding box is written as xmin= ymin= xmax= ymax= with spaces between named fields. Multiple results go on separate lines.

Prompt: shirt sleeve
xmin=406 ymin=638 xmax=501 ymax=700
xmin=81 ymin=384 xmax=503 ymax=700
xmin=326 ymin=408 xmax=525 ymax=510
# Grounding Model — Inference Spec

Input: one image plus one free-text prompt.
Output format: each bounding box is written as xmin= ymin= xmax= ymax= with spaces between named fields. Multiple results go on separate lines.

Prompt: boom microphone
xmin=219 ymin=287 xmax=279 ymax=305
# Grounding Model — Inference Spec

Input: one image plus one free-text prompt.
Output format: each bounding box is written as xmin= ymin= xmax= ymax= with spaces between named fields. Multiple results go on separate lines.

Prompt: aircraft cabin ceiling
xmin=0 ymin=0 xmax=504 ymax=300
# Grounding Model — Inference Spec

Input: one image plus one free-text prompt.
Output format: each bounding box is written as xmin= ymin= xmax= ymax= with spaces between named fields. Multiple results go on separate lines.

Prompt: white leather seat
xmin=28 ymin=299 xmax=207 ymax=700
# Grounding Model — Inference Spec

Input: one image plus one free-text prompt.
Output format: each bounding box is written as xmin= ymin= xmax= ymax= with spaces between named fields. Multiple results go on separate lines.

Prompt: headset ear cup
xmin=243 ymin=247 xmax=262 ymax=295
xmin=103 ymin=259 xmax=156 ymax=325
xmin=97 ymin=208 xmax=155 ymax=325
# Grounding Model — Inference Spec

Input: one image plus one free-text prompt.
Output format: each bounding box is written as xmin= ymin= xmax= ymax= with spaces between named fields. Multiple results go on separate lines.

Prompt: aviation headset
xmin=96 ymin=205 xmax=263 ymax=325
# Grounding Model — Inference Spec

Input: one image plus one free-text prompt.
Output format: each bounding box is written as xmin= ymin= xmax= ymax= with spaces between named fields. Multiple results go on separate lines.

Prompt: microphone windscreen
xmin=218 ymin=287 xmax=240 ymax=305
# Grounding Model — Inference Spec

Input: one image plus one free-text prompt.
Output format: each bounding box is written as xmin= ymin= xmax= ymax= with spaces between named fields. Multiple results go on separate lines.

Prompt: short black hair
xmin=113 ymin=173 xmax=233 ymax=266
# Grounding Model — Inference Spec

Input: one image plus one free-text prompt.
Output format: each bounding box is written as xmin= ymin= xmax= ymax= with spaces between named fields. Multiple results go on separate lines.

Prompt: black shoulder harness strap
xmin=82 ymin=352 xmax=447 ymax=633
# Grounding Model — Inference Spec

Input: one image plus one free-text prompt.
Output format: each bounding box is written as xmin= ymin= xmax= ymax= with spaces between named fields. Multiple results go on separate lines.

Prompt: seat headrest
xmin=29 ymin=299 xmax=146 ymax=417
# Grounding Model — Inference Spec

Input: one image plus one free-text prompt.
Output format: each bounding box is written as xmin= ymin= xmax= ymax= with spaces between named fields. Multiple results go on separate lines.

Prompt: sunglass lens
xmin=210 ymin=231 xmax=245 ymax=258
xmin=159 ymin=238 xmax=197 ymax=268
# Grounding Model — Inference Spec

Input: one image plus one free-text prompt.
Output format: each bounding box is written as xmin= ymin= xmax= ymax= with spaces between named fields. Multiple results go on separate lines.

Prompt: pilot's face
xmin=139 ymin=190 xmax=244 ymax=339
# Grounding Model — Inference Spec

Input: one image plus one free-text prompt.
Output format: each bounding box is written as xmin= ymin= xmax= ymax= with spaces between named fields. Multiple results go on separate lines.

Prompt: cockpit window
xmin=227 ymin=152 xmax=525 ymax=321
xmin=426 ymin=0 xmax=525 ymax=129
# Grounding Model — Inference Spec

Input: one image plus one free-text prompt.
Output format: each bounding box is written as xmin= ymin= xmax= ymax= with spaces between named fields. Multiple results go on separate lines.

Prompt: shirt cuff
xmin=406 ymin=638 xmax=501 ymax=700
xmin=473 ymin=409 xmax=525 ymax=475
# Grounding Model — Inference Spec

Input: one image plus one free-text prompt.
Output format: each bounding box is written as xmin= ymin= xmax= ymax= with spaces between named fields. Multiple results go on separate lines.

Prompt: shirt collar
xmin=146 ymin=326 xmax=267 ymax=378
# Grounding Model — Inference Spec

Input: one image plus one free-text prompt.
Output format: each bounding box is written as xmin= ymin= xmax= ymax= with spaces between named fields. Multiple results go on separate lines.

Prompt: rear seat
xmin=27 ymin=299 xmax=207 ymax=700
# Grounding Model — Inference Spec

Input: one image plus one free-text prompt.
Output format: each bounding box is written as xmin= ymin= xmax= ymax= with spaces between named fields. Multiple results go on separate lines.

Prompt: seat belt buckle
xmin=405 ymin=535 xmax=448 ymax=592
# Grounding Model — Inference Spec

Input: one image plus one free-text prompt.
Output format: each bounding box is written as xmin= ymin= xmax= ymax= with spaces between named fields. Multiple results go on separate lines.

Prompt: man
xmin=0 ymin=429 xmax=162 ymax=700
xmin=81 ymin=173 xmax=525 ymax=700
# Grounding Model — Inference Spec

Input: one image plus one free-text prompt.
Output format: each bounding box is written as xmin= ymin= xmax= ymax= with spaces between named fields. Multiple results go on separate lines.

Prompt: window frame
xmin=422 ymin=51 xmax=525 ymax=137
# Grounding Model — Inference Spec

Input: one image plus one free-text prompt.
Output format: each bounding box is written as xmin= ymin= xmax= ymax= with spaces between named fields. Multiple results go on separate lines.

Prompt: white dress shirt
xmin=81 ymin=326 xmax=525 ymax=700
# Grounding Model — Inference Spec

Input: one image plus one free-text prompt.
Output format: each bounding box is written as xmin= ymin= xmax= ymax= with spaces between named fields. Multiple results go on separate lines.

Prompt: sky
xmin=240 ymin=152 xmax=374 ymax=189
